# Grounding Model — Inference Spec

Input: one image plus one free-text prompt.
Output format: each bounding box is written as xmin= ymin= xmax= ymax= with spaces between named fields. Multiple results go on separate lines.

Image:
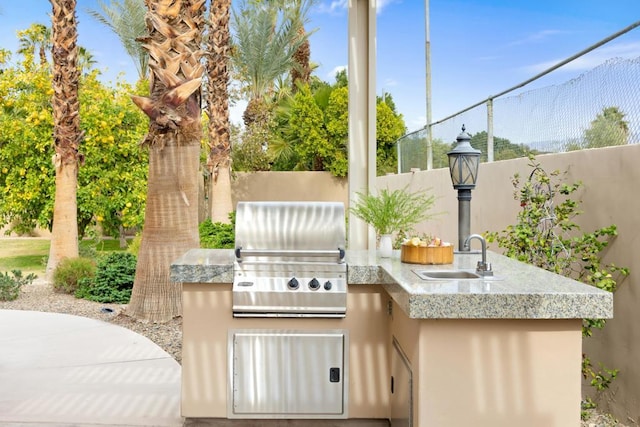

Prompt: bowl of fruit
xmin=401 ymin=236 xmax=453 ymax=264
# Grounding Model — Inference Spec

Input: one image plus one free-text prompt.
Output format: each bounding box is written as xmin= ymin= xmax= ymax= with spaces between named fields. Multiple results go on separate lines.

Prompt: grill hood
xmin=234 ymin=201 xmax=346 ymax=263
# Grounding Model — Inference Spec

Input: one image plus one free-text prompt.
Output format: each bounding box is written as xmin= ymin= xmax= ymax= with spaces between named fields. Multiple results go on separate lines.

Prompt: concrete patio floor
xmin=0 ymin=309 xmax=182 ymax=427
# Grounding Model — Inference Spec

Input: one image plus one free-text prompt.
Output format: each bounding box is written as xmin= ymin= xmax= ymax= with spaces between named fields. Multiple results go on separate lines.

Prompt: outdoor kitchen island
xmin=171 ymin=248 xmax=613 ymax=427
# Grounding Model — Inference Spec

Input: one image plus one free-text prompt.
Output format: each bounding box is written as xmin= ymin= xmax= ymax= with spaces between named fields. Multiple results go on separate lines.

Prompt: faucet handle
xmin=476 ymin=261 xmax=493 ymax=276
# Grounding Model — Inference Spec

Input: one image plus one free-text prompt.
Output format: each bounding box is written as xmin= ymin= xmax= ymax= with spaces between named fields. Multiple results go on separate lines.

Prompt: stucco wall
xmin=390 ymin=306 xmax=583 ymax=427
xmin=377 ymin=144 xmax=640 ymax=424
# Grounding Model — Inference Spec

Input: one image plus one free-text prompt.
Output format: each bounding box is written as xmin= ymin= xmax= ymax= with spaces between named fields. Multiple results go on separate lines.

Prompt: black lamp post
xmin=447 ymin=125 xmax=481 ymax=252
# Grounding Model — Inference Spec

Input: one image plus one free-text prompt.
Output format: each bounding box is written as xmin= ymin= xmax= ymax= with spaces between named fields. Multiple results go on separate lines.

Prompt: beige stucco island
xmin=171 ymin=249 xmax=612 ymax=427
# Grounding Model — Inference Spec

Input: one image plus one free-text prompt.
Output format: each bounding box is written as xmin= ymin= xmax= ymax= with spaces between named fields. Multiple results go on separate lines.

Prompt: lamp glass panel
xmin=461 ymin=155 xmax=478 ymax=185
xmin=448 ymin=155 xmax=460 ymax=185
xmin=449 ymin=154 xmax=479 ymax=187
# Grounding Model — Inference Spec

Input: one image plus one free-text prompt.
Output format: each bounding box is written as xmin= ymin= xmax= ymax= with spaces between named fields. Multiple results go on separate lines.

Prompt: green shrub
xmin=0 ymin=270 xmax=37 ymax=301
xmin=75 ymin=252 xmax=137 ymax=304
xmin=127 ymin=232 xmax=142 ymax=256
xmin=52 ymin=258 xmax=96 ymax=294
xmin=199 ymin=211 xmax=235 ymax=249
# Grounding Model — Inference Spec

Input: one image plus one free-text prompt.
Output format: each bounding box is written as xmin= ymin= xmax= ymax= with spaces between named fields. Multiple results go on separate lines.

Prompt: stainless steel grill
xmin=232 ymin=201 xmax=347 ymax=318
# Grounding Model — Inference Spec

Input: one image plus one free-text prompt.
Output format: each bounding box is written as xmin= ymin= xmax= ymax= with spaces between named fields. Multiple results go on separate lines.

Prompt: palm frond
xmin=86 ymin=0 xmax=148 ymax=79
xmin=231 ymin=1 xmax=307 ymax=100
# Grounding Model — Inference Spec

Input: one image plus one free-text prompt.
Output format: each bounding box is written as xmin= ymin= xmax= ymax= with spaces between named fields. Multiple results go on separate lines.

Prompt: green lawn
xmin=0 ymin=239 xmax=49 ymax=276
xmin=0 ymin=238 xmax=130 ymax=276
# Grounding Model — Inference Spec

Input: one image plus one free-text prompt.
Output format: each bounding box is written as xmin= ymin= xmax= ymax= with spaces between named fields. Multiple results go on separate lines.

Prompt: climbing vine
xmin=485 ymin=155 xmax=629 ymax=415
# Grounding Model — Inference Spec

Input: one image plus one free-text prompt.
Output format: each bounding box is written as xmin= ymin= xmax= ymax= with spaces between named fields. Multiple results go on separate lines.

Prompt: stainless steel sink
xmin=413 ymin=270 xmax=482 ymax=280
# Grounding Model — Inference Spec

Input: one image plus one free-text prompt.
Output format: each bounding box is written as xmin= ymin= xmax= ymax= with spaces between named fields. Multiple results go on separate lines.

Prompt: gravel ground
xmin=0 ymin=279 xmax=628 ymax=426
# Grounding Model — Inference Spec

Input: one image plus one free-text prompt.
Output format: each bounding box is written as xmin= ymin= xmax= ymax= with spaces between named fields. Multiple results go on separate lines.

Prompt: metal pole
xmin=424 ymin=0 xmax=432 ymax=170
xmin=457 ymin=189 xmax=472 ymax=252
xmin=397 ymin=135 xmax=402 ymax=174
xmin=487 ymin=98 xmax=494 ymax=162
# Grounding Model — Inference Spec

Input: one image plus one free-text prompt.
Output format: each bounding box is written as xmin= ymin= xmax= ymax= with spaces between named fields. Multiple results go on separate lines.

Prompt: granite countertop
xmin=171 ymin=249 xmax=235 ymax=283
xmin=170 ymin=248 xmax=613 ymax=320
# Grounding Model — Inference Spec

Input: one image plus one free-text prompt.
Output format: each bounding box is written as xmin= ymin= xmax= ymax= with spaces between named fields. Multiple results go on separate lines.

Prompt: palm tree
xmin=206 ymin=0 xmax=233 ymax=223
xmin=46 ymin=0 xmax=81 ymax=278
xmin=78 ymin=46 xmax=97 ymax=75
xmin=231 ymin=0 xmax=306 ymax=126
xmin=86 ymin=0 xmax=148 ymax=80
xmin=128 ymin=0 xmax=205 ymax=322
xmin=17 ymin=23 xmax=51 ymax=65
xmin=276 ymin=0 xmax=317 ymax=91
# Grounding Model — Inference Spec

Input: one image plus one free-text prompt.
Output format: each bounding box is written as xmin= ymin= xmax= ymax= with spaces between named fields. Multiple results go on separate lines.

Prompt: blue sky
xmin=1 ymin=0 xmax=639 ymax=132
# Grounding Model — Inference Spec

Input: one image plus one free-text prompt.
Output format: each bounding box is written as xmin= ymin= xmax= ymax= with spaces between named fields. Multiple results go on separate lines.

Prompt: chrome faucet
xmin=464 ymin=234 xmax=493 ymax=276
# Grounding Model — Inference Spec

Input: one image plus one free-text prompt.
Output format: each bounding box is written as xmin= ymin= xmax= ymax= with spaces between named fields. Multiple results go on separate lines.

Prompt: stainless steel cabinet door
xmin=390 ymin=337 xmax=412 ymax=427
xmin=229 ymin=330 xmax=348 ymax=418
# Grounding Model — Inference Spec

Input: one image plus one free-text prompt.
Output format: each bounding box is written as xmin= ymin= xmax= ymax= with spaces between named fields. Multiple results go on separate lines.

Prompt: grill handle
xmin=235 ymin=247 xmax=345 ymax=263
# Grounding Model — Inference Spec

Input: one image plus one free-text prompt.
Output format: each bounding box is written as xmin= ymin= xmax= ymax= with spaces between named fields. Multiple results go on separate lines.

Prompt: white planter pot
xmin=379 ymin=234 xmax=393 ymax=258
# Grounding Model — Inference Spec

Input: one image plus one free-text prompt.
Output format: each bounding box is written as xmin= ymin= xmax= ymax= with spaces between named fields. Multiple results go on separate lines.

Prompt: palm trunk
xmin=207 ymin=0 xmax=233 ymax=223
xmin=128 ymin=0 xmax=205 ymax=322
xmin=127 ymin=144 xmax=200 ymax=321
xmin=209 ymin=165 xmax=233 ymax=222
xmin=46 ymin=162 xmax=79 ymax=277
xmin=46 ymin=0 xmax=80 ymax=279
xmin=291 ymin=26 xmax=311 ymax=91
xmin=118 ymin=225 xmax=127 ymax=249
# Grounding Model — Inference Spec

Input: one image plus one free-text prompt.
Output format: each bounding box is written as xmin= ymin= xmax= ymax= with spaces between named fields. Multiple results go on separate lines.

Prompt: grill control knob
xmin=324 ymin=280 xmax=332 ymax=291
xmin=309 ymin=278 xmax=320 ymax=290
xmin=288 ymin=277 xmax=299 ymax=290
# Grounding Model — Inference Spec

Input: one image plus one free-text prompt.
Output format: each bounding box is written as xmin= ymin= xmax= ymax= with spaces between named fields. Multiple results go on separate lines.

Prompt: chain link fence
xmin=398 ymin=24 xmax=640 ymax=173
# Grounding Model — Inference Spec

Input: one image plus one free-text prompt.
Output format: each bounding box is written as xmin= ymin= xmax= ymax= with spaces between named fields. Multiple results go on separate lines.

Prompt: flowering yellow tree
xmin=0 ymin=45 xmax=148 ymax=239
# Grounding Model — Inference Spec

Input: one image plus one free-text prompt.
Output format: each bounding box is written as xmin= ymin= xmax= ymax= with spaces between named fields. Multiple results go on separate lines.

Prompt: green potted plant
xmin=350 ymin=186 xmax=438 ymax=257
